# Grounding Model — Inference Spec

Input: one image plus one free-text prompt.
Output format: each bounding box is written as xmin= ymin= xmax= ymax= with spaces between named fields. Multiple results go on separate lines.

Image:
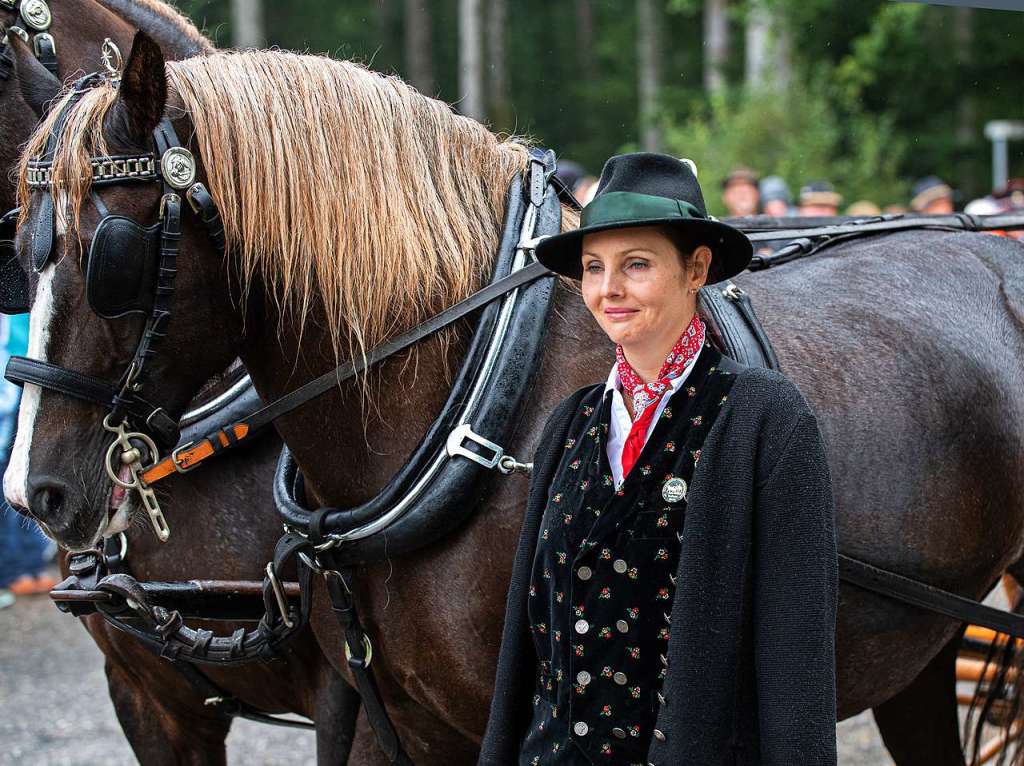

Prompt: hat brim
xmin=535 ymin=217 xmax=753 ymax=283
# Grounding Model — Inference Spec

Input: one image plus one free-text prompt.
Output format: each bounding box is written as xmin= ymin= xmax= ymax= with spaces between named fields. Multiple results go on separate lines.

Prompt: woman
xmin=479 ymin=153 xmax=837 ymax=766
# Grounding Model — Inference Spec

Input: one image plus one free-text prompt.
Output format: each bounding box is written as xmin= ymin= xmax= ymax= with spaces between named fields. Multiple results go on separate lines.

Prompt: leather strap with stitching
xmin=141 ymin=259 xmax=552 ymax=485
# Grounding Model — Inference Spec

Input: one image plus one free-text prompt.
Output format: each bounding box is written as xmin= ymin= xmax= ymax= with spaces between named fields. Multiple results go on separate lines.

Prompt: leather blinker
xmin=0 ymin=209 xmax=29 ymax=315
xmin=30 ymin=191 xmax=54 ymax=272
xmin=86 ymin=215 xmax=160 ymax=319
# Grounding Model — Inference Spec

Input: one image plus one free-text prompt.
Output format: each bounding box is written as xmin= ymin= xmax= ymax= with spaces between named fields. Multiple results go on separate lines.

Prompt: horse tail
xmin=963 ymin=583 xmax=1024 ymax=765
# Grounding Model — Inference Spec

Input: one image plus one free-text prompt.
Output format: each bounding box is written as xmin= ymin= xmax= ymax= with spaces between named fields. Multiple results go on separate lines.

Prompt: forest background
xmin=175 ymin=0 xmax=1023 ymax=215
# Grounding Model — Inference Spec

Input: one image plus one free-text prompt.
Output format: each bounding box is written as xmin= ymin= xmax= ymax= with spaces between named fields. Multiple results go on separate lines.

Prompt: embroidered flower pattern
xmin=520 ymin=347 xmax=738 ymax=764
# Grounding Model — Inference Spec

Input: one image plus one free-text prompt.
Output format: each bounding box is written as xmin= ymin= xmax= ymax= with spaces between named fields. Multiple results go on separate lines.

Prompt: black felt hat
xmin=536 ymin=153 xmax=752 ymax=282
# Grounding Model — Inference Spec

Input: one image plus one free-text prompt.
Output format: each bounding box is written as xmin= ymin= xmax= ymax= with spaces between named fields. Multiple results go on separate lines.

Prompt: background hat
xmin=759 ymin=175 xmax=792 ymax=205
xmin=536 ymin=153 xmax=753 ymax=283
xmin=910 ymin=176 xmax=953 ymax=212
xmin=722 ymin=166 xmax=759 ymax=189
xmin=799 ymin=180 xmax=842 ymax=208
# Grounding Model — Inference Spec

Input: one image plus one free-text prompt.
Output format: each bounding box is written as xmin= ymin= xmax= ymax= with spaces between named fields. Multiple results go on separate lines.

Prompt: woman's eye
xmin=584 ymin=262 xmax=602 ymax=273
xmin=627 ymin=260 xmax=649 ymax=270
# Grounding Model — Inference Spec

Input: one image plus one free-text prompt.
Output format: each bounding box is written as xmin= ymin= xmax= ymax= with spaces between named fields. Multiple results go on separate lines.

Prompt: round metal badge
xmin=21 ymin=0 xmax=52 ymax=31
xmin=160 ymin=147 xmax=197 ymax=190
xmin=662 ymin=477 xmax=688 ymax=503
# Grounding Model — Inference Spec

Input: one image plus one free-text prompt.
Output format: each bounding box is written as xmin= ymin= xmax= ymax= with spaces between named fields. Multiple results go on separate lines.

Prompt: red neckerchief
xmin=616 ymin=313 xmax=705 ymax=478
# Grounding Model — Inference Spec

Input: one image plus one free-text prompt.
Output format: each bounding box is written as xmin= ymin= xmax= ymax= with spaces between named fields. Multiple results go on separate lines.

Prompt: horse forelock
xmin=17 ymin=81 xmax=119 ymax=249
xmin=162 ymin=49 xmax=532 ymax=368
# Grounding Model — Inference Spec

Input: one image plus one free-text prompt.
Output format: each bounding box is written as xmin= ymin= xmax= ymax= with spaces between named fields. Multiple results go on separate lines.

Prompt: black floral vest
xmin=519 ymin=344 xmax=737 ymax=766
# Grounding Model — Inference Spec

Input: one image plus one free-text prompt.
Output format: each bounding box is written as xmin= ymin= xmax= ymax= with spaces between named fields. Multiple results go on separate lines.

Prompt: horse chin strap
xmin=5 ymin=71 xmax=226 ymax=543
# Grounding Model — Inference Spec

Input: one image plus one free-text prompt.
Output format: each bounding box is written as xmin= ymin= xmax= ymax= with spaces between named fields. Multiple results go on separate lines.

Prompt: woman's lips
xmin=604 ymin=308 xmax=638 ymax=322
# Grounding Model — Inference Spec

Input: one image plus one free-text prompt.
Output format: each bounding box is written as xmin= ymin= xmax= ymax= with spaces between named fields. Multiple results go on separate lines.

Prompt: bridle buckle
xmin=170 ymin=441 xmax=199 ymax=474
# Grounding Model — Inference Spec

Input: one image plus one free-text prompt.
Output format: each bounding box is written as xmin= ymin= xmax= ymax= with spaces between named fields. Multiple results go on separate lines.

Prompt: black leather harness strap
xmin=839 ymin=554 xmax=1024 ymax=639
xmin=740 ymin=212 xmax=1024 ymax=271
xmin=141 ymin=259 xmax=553 ymax=485
xmin=306 ymin=512 xmax=414 ymax=766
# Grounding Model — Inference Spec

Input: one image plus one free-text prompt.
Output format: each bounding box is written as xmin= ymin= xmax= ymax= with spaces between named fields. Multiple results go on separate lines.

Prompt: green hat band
xmin=580 ymin=192 xmax=705 ymax=229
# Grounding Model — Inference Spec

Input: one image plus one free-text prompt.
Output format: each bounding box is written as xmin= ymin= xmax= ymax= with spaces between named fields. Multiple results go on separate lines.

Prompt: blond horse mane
xmin=19 ymin=51 xmax=560 ymax=392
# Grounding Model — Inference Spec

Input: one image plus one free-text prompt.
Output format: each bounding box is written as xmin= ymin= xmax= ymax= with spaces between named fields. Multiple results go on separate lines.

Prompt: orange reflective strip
xmin=140 ymin=423 xmax=250 ymax=486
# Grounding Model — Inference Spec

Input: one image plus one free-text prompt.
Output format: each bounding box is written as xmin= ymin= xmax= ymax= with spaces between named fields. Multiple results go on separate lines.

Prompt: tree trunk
xmin=458 ymin=0 xmax=485 ymax=121
xmin=231 ymin=0 xmax=264 ymax=48
xmin=703 ymin=0 xmax=729 ymax=93
xmin=954 ymin=5 xmax=977 ymax=196
xmin=404 ymin=0 xmax=435 ymax=95
xmin=487 ymin=0 xmax=511 ymax=129
xmin=745 ymin=1 xmax=769 ymax=88
xmin=637 ymin=0 xmax=662 ymax=151
xmin=574 ymin=0 xmax=597 ymax=77
xmin=746 ymin=1 xmax=790 ymax=91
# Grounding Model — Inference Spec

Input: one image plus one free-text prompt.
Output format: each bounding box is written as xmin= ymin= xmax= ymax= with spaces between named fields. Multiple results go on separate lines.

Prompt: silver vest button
xmin=577 ymin=566 xmax=593 ymax=581
xmin=616 ymin=619 xmax=629 ymax=633
xmin=576 ymin=670 xmax=592 ymax=686
xmin=613 ymin=671 xmax=628 ymax=685
xmin=612 ymin=727 xmax=627 ymax=739
xmin=653 ymin=728 xmax=667 ymax=742
xmin=612 ymin=558 xmax=628 ymax=574
xmin=575 ymin=619 xmax=590 ymax=635
xmin=574 ymin=721 xmax=589 ymax=736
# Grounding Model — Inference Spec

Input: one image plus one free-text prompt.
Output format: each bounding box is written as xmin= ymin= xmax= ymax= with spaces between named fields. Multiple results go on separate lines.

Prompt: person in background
xmin=846 ymin=200 xmax=882 ymax=217
xmin=721 ymin=167 xmax=760 ymax=218
xmin=910 ymin=176 xmax=955 ymax=214
xmin=555 ymin=160 xmax=599 ymax=207
xmin=759 ymin=175 xmax=794 ymax=217
xmin=799 ymin=181 xmax=842 ymax=216
xmin=0 ymin=312 xmax=56 ymax=608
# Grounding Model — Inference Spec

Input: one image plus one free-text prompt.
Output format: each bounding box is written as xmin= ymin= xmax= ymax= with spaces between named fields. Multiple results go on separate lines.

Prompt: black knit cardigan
xmin=479 ymin=363 xmax=838 ymax=766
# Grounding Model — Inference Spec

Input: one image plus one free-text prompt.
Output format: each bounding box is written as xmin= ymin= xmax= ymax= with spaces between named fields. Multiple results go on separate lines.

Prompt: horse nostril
xmin=27 ymin=475 xmax=68 ymax=520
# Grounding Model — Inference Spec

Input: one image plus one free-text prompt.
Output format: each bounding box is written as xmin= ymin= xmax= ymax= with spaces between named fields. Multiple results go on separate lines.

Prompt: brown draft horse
xmin=12 ymin=32 xmax=1024 ymax=765
xmin=0 ymin=5 xmax=355 ymax=764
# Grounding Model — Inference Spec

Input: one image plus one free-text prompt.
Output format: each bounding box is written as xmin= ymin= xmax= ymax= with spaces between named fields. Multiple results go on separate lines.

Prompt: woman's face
xmin=580 ymin=226 xmax=709 ymax=350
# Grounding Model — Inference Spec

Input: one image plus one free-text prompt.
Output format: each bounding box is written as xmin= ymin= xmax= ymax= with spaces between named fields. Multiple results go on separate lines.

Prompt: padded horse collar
xmin=0 ymin=0 xmax=58 ymax=78
xmin=4 ymin=70 xmax=226 ymax=541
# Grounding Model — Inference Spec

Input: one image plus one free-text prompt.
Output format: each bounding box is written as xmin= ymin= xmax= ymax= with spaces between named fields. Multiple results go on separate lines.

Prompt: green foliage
xmin=168 ymin=0 xmax=1021 ymax=203
xmin=663 ymin=77 xmax=907 ymax=214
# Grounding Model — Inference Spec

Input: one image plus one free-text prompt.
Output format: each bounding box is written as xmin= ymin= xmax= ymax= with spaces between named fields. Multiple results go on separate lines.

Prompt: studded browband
xmin=26 ymin=155 xmax=159 ymax=189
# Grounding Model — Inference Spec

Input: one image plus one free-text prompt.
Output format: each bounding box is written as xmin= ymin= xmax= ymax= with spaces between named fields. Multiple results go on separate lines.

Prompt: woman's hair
xmin=661 ymin=225 xmax=719 ymax=283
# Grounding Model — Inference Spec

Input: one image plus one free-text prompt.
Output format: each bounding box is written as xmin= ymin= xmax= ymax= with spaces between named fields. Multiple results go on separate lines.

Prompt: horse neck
xmin=92 ymin=0 xmax=212 ymax=58
xmin=236 ymin=291 xmax=471 ymax=508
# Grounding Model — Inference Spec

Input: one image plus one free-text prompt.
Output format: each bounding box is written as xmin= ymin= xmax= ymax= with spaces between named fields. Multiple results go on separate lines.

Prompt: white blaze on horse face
xmin=3 ymin=264 xmax=57 ymax=509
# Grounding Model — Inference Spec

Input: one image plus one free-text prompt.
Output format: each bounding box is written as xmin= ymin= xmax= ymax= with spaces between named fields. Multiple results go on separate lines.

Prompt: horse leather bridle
xmin=4 ymin=69 xmax=227 ymax=541
xmin=0 ymin=0 xmax=57 ymax=78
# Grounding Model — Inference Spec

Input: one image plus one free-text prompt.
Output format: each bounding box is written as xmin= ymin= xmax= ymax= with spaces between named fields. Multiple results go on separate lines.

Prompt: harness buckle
xmin=722 ymin=283 xmax=746 ymax=301
xmin=344 ymin=634 xmax=374 ymax=669
xmin=32 ymin=31 xmax=54 ymax=57
xmin=265 ymin=562 xmax=295 ymax=629
xmin=445 ymin=423 xmax=504 ymax=470
xmin=170 ymin=441 xmax=199 ymax=474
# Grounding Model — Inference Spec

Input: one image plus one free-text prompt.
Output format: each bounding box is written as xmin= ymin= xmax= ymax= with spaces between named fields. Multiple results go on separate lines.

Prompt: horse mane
xmin=93 ymin=0 xmax=212 ymax=57
xmin=19 ymin=50 xmax=540 ymax=373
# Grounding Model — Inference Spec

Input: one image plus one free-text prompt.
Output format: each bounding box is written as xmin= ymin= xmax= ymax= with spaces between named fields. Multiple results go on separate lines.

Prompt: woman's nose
xmin=600 ymin=271 xmax=625 ymax=297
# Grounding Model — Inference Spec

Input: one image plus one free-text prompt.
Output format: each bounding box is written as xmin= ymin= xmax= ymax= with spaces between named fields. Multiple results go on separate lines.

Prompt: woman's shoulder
xmin=719 ymin=359 xmax=818 ymax=434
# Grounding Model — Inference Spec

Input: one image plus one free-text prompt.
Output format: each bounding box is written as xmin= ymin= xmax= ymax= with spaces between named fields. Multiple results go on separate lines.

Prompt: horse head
xmin=5 ymin=32 xmax=238 ymax=550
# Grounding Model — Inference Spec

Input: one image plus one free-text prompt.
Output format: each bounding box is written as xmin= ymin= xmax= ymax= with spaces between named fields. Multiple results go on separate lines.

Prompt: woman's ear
xmin=690 ymin=244 xmax=713 ymax=287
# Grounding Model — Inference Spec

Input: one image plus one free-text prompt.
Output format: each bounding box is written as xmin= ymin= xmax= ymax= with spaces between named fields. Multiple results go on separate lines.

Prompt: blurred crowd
xmin=556 ymin=160 xmax=1024 ymax=239
xmin=0 ymin=313 xmax=56 ymax=610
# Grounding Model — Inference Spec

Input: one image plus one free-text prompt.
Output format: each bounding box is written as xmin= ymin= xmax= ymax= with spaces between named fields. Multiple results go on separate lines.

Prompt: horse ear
xmin=117 ymin=30 xmax=167 ymax=139
xmin=7 ymin=34 xmax=61 ymax=118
